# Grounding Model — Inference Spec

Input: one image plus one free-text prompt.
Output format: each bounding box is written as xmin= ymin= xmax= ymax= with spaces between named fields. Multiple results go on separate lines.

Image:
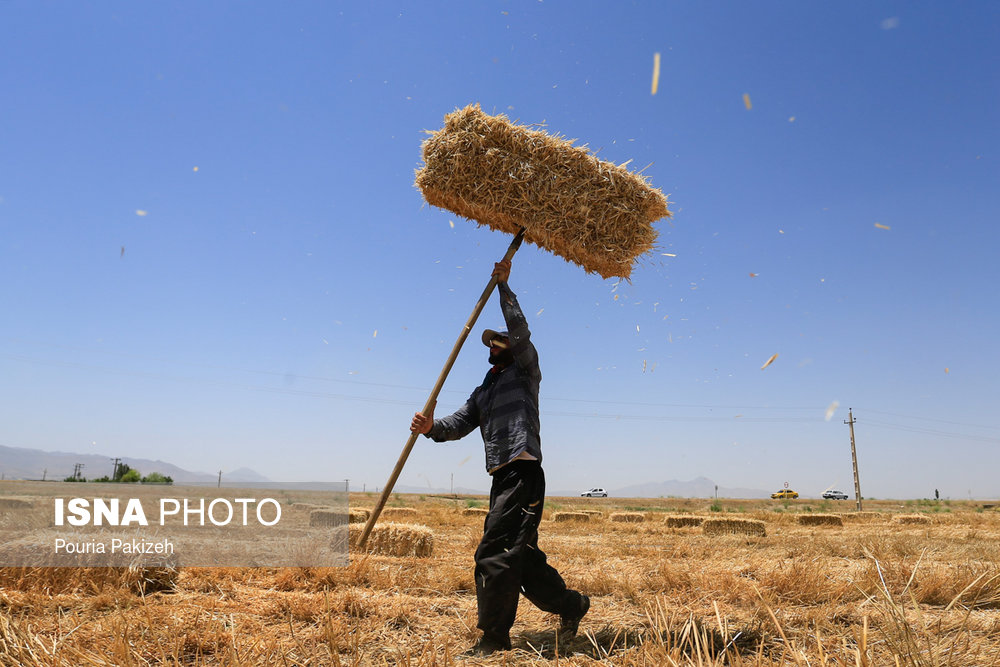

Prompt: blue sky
xmin=2 ymin=2 xmax=998 ymax=499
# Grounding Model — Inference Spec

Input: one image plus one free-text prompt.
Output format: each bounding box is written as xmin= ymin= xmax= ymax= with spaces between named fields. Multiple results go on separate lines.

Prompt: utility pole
xmin=73 ymin=463 xmax=85 ymax=481
xmin=42 ymin=468 xmax=47 ymax=482
xmin=845 ymin=409 xmax=863 ymax=511
xmin=111 ymin=458 xmax=121 ymax=481
xmin=218 ymin=470 xmax=223 ymax=488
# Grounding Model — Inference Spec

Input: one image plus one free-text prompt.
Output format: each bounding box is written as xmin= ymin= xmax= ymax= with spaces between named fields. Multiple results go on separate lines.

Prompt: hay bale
xmin=665 ymin=515 xmax=704 ymax=528
xmin=894 ymin=514 xmax=933 ymax=525
xmin=382 ymin=507 xmax=418 ymax=520
xmin=703 ymin=518 xmax=767 ymax=537
xmin=461 ymin=507 xmax=489 ymax=516
xmin=796 ymin=514 xmax=844 ymax=527
xmin=415 ymin=104 xmax=671 ymax=279
xmin=291 ymin=502 xmax=321 ymax=511
xmin=348 ymin=508 xmax=370 ymax=523
xmin=579 ymin=510 xmax=604 ymax=519
xmin=349 ymin=522 xmax=434 ymax=558
xmin=552 ymin=511 xmax=591 ymax=522
xmin=610 ymin=512 xmax=645 ymax=523
xmin=842 ymin=511 xmax=881 ymax=522
xmin=309 ymin=509 xmax=346 ymax=528
xmin=0 ymin=497 xmax=34 ymax=511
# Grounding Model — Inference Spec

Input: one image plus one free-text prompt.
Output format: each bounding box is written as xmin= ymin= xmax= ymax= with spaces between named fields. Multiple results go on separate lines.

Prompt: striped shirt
xmin=425 ymin=282 xmax=542 ymax=473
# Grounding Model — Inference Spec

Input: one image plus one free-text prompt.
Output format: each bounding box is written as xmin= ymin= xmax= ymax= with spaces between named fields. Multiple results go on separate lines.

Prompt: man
xmin=410 ymin=258 xmax=589 ymax=656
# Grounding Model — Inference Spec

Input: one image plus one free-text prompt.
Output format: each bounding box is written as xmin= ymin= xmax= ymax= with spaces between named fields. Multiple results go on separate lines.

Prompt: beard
xmin=489 ymin=348 xmax=515 ymax=367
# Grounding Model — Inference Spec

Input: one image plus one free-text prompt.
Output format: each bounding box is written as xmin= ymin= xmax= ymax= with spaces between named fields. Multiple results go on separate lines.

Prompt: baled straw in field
xmin=702 ymin=517 xmax=767 ymax=537
xmin=796 ymin=514 xmax=845 ymax=527
xmin=309 ymin=509 xmax=346 ymax=528
xmin=460 ymin=507 xmax=489 ymax=516
xmin=415 ymin=104 xmax=671 ymax=280
xmin=665 ymin=515 xmax=704 ymax=528
xmin=348 ymin=508 xmax=370 ymax=523
xmin=579 ymin=509 xmax=604 ymax=519
xmin=843 ymin=511 xmax=882 ymax=522
xmin=894 ymin=514 xmax=933 ymax=525
xmin=551 ymin=511 xmax=591 ymax=522
xmin=381 ymin=507 xmax=418 ymax=520
xmin=0 ymin=497 xmax=34 ymax=510
xmin=610 ymin=512 xmax=645 ymax=523
xmin=349 ymin=522 xmax=434 ymax=558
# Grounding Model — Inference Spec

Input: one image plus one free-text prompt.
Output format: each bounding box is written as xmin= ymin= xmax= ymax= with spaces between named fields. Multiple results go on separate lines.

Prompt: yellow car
xmin=771 ymin=489 xmax=799 ymax=499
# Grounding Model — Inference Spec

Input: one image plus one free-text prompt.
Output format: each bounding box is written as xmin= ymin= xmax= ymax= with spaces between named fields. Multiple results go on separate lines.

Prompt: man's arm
xmin=411 ymin=394 xmax=480 ymax=442
xmin=493 ymin=260 xmax=541 ymax=382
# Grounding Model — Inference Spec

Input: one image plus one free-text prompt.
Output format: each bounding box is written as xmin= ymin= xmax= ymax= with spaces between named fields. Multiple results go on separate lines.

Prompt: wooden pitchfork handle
xmin=357 ymin=228 xmax=526 ymax=548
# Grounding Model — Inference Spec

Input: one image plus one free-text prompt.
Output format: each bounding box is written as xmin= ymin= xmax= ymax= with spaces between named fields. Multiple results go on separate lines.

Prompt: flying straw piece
xmin=825 ymin=400 xmax=839 ymax=421
xmin=743 ymin=93 xmax=752 ymax=110
xmin=651 ymin=52 xmax=661 ymax=95
xmin=135 ymin=210 xmax=148 ymax=216
xmin=373 ymin=330 xmax=378 ymax=338
xmin=874 ymin=223 xmax=891 ymax=230
xmin=760 ymin=353 xmax=779 ymax=370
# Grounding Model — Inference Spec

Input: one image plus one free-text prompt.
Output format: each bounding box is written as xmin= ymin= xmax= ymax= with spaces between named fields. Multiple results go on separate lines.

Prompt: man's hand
xmin=493 ymin=259 xmax=511 ymax=284
xmin=410 ymin=404 xmax=435 ymax=435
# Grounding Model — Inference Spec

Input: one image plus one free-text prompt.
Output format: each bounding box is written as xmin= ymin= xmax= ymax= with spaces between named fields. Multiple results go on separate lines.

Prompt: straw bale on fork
xmin=415 ymin=104 xmax=670 ymax=280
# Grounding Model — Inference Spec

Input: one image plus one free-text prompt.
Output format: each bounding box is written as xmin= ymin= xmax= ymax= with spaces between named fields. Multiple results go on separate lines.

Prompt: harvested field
xmin=610 ymin=511 xmax=645 ymax=523
xmin=381 ymin=507 xmax=418 ymax=520
xmin=796 ymin=514 xmax=844 ymax=527
xmin=3 ymin=495 xmax=1000 ymax=665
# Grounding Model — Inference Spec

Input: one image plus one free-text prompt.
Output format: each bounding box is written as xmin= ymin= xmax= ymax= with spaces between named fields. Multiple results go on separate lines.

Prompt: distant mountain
xmin=0 ymin=444 xmax=271 ymax=485
xmin=225 ymin=467 xmax=273 ymax=483
xmin=609 ymin=476 xmax=772 ymax=499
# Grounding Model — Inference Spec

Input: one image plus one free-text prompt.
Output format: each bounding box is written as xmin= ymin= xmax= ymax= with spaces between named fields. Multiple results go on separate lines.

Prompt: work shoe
xmin=559 ymin=594 xmax=590 ymax=638
xmin=467 ymin=631 xmax=511 ymax=657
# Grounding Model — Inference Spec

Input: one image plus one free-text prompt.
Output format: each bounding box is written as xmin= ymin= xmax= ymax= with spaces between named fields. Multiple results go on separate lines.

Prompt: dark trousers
xmin=475 ymin=460 xmax=583 ymax=638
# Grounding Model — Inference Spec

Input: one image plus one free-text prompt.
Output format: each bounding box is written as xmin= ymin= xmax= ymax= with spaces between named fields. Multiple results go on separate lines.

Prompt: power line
xmin=3 ymin=344 xmax=996 ymax=440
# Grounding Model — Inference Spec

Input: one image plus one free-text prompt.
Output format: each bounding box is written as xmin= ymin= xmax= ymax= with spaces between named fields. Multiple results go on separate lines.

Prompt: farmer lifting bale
xmin=361 ymin=104 xmax=671 ymax=656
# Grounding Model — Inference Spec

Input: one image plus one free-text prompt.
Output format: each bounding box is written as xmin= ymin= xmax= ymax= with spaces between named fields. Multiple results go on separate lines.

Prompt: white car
xmin=822 ymin=490 xmax=850 ymax=500
xmin=581 ymin=488 xmax=608 ymax=497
